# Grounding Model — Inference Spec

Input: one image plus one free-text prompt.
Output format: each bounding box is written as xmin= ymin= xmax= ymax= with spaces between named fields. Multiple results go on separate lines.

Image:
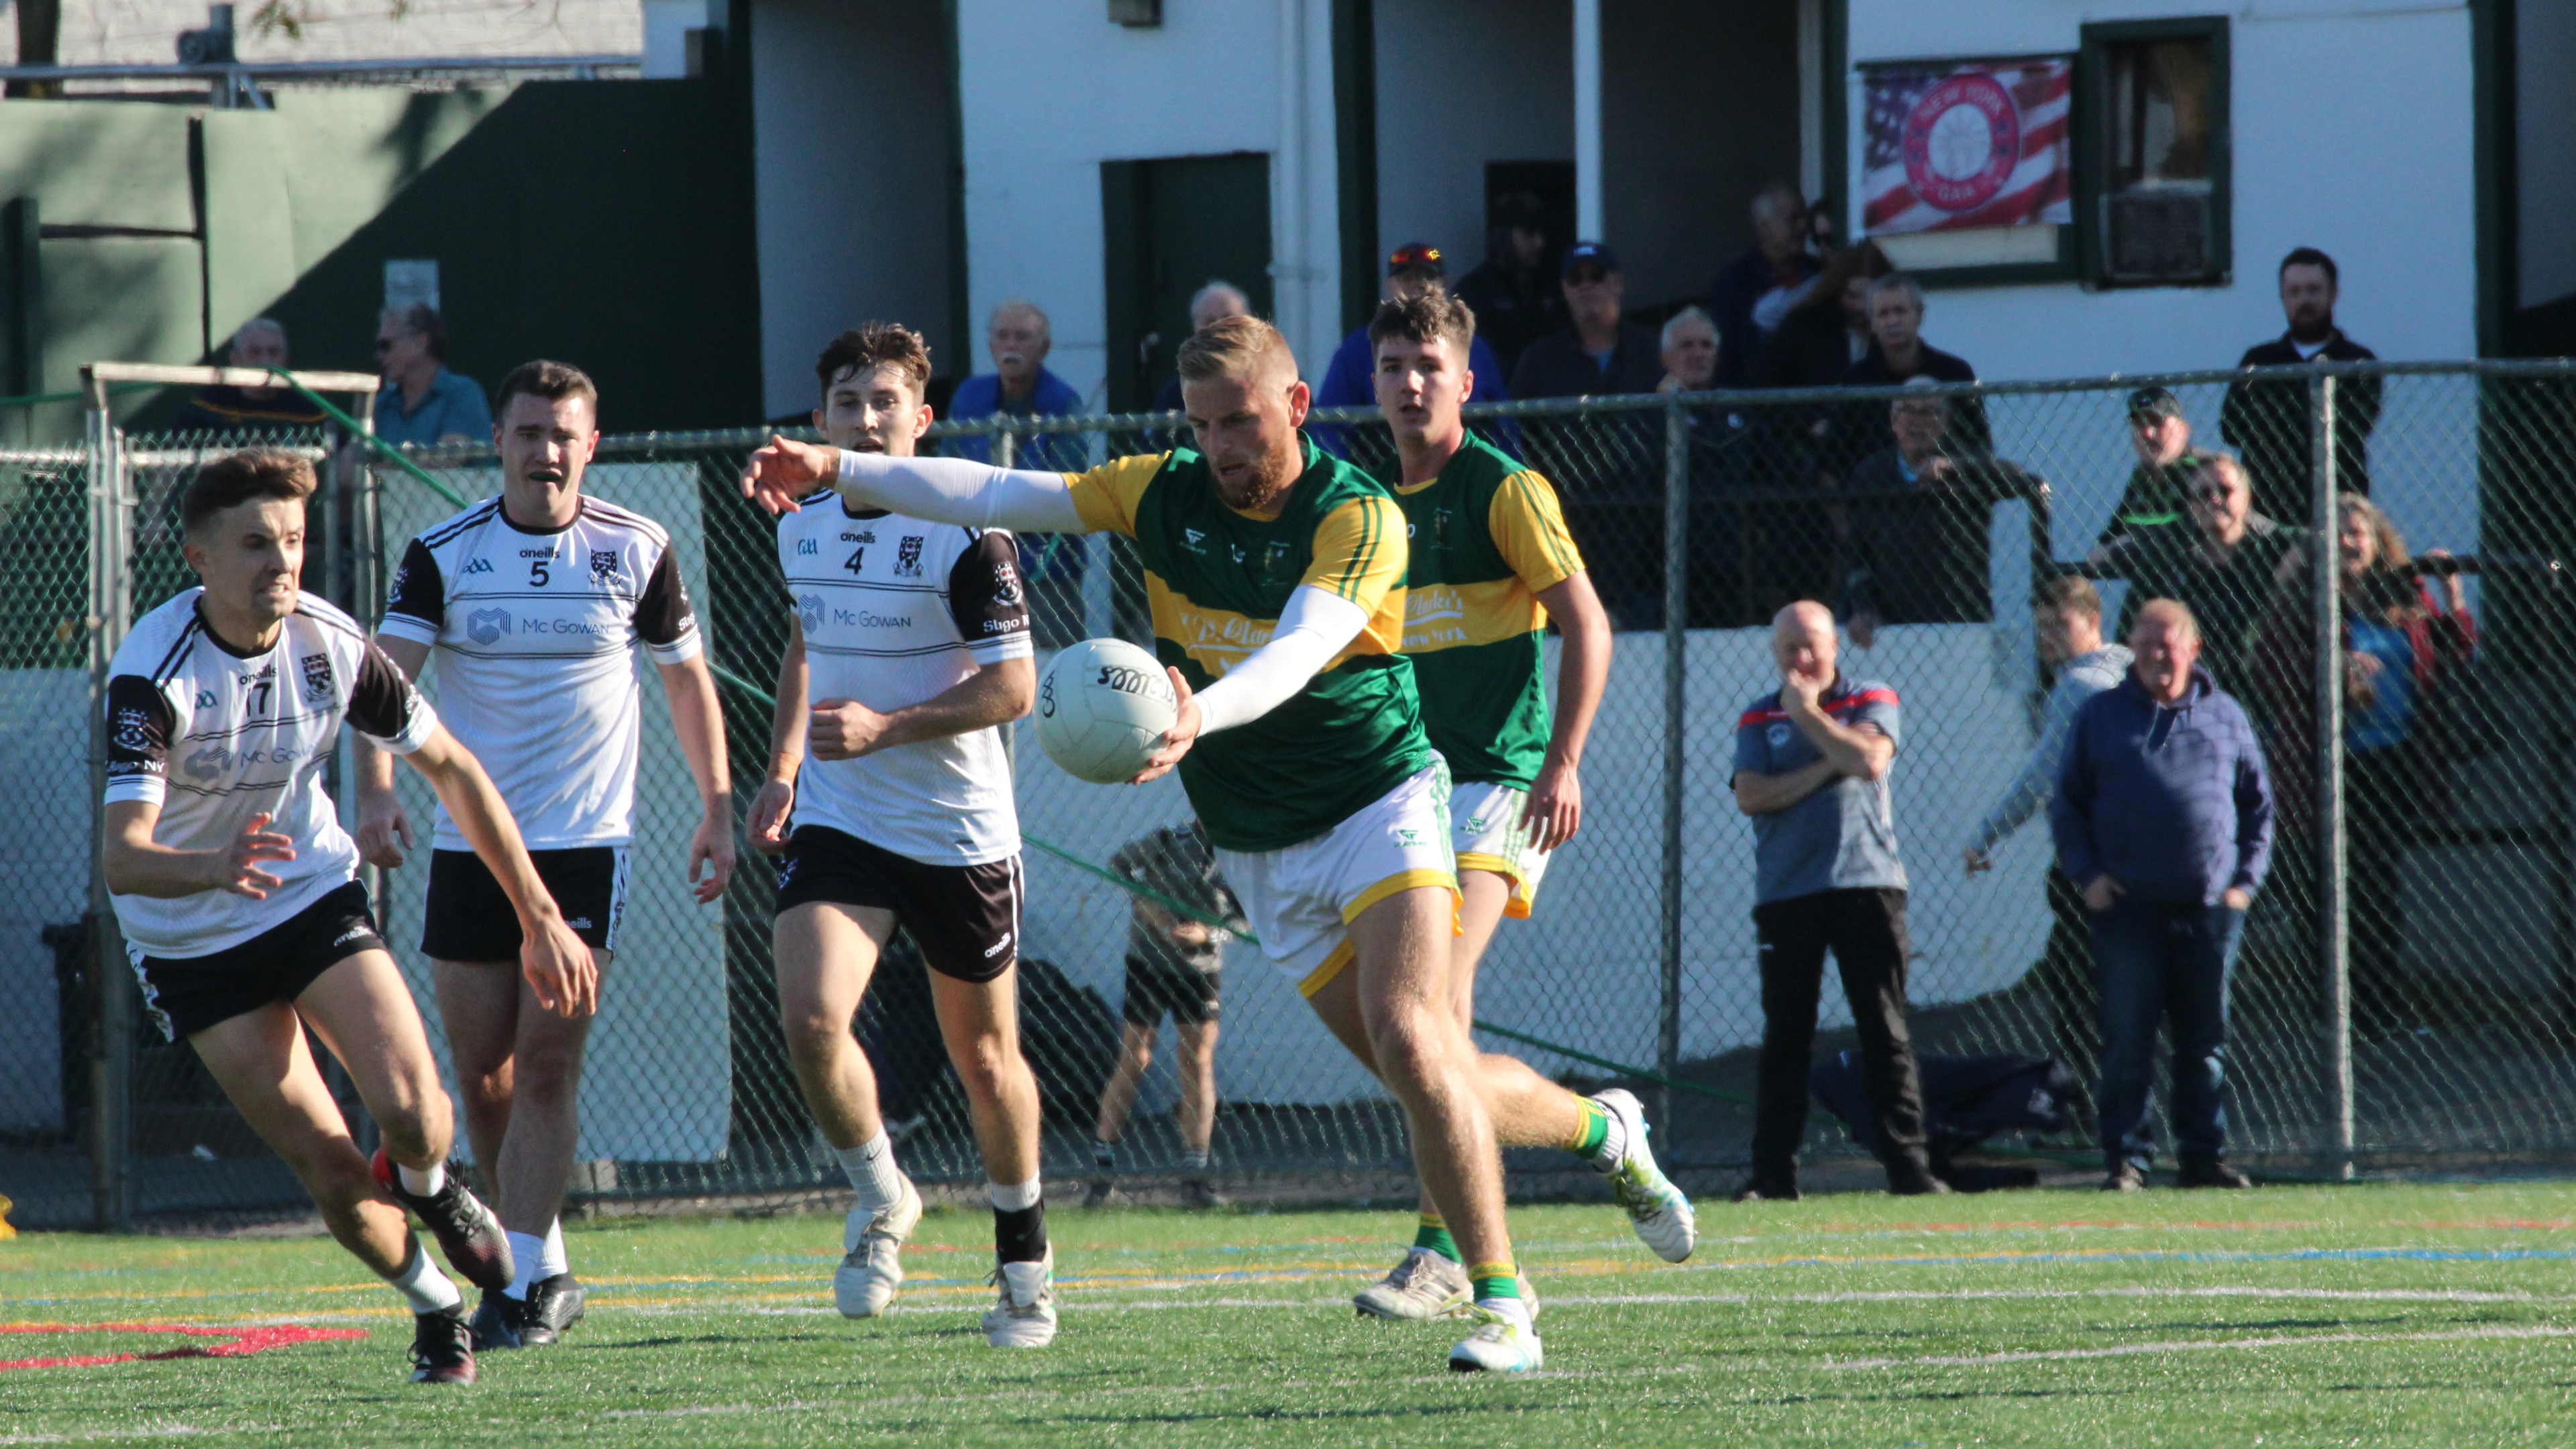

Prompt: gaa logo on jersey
xmin=111 ymin=706 xmax=154 ymax=754
xmin=461 ymin=556 xmax=494 ymax=576
xmin=797 ymin=593 xmax=824 ymax=632
xmin=895 ymin=536 xmax=925 ymax=578
xmin=195 ymin=689 xmax=217 ymax=709
xmin=299 ymin=652 xmax=335 ymax=706
xmin=590 ymin=549 xmax=621 ymax=582
xmin=467 ymin=607 xmax=513 ymax=645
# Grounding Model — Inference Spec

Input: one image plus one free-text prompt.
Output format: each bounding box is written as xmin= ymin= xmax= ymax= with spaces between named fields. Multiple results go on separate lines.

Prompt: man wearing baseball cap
xmin=1507 ymin=243 xmax=1663 ymax=402
xmin=2093 ymin=387 xmax=2209 ymax=552
xmin=1311 ymin=241 xmax=1511 ymax=444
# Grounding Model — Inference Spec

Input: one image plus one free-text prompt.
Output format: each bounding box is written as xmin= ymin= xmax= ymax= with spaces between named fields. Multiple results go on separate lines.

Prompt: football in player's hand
xmin=1036 ymin=638 xmax=1179 ymax=784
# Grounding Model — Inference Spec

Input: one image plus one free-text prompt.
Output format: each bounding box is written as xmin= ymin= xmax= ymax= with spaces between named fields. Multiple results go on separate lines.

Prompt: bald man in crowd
xmin=2052 ymin=600 xmax=2272 ymax=1193
xmin=1729 ymin=602 xmax=1943 ymax=1201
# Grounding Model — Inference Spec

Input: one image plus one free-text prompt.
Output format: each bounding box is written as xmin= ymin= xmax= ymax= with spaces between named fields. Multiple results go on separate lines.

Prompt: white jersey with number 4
xmin=379 ymin=496 xmax=700 ymax=851
xmin=104 ymin=590 xmax=437 ymax=958
xmin=775 ymin=496 xmax=1031 ymax=866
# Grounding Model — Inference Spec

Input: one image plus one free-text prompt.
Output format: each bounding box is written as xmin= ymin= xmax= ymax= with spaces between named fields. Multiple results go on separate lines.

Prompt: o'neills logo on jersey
xmin=467 ymin=607 xmax=513 ymax=645
xmin=299 ymin=652 xmax=334 ymax=706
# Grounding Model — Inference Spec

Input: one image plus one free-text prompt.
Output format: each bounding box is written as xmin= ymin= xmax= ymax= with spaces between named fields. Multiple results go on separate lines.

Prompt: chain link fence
xmin=11 ymin=360 xmax=2576 ymax=1228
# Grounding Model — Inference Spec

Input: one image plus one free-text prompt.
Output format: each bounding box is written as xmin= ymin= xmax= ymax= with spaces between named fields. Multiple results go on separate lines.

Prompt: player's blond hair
xmin=1177 ymin=314 xmax=1296 ymax=388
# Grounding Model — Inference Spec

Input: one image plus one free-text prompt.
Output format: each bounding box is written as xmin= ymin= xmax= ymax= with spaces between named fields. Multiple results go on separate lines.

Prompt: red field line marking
xmin=0 ymin=1322 xmax=365 ymax=1371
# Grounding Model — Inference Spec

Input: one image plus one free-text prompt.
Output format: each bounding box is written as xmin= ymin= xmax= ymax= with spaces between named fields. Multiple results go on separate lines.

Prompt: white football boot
xmin=1447 ymin=1304 xmax=1544 ymax=1373
xmin=1593 ymin=1089 xmax=1698 ymax=1263
xmin=982 ymin=1248 xmax=1059 ymax=1348
xmin=834 ymin=1175 xmax=923 ymax=1318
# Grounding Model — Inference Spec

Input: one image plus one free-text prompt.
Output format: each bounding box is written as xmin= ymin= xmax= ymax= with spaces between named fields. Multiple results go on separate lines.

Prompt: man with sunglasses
xmin=1507 ymin=243 xmax=1662 ymax=402
xmin=2094 ymin=451 xmax=2302 ymax=693
xmin=372 ymin=305 xmax=492 ymax=449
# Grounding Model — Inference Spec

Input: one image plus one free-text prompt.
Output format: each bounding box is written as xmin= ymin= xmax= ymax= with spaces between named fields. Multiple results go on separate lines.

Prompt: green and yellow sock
xmin=1470 ymin=1262 xmax=1521 ymax=1304
xmin=1565 ymin=1095 xmax=1610 ymax=1161
xmin=1412 ymin=1212 xmax=1460 ymax=1264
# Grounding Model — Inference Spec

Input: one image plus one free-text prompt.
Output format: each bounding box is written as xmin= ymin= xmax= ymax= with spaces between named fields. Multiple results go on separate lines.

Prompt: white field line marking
xmin=0 ymin=1426 xmax=279 ymax=1446
xmin=600 ymin=1403 xmax=824 ymax=1421
xmin=1829 ymin=1322 xmax=2576 ymax=1371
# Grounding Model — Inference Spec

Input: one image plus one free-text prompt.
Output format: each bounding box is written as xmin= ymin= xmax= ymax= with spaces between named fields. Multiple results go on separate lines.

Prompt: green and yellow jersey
xmin=1065 ymin=436 xmax=1432 ymax=853
xmin=1388 ymin=435 xmax=1585 ymax=790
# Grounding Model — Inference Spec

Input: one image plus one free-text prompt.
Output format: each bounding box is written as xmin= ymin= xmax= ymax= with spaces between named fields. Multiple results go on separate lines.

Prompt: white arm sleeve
xmin=1191 ymin=585 xmax=1371 ymax=736
xmin=834 ymin=449 xmax=1089 ymax=533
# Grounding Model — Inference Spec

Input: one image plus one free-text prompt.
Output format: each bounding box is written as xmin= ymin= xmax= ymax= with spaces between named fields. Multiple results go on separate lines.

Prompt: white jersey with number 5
xmin=775 ymin=494 xmax=1030 ymax=866
xmin=379 ymin=496 xmax=700 ymax=851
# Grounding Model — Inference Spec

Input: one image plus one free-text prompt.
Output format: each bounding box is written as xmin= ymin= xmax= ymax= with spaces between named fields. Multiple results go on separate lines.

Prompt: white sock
xmin=1179 ymin=1149 xmax=1209 ymax=1173
xmin=504 ymin=1230 xmax=545 ymax=1299
xmin=987 ymin=1177 xmax=1042 ymax=1214
xmin=1590 ymin=1098 xmax=1629 ymax=1174
xmin=395 ymin=1161 xmax=445 ymax=1197
xmin=835 ymin=1131 xmax=907 ymax=1216
xmin=1475 ymin=1294 xmax=1534 ymax=1332
xmin=538 ymin=1218 xmax=570 ymax=1279
xmin=389 ymin=1238 xmax=462 ymax=1316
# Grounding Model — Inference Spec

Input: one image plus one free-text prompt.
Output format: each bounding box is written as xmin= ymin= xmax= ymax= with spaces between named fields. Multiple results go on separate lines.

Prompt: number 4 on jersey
xmin=845 ymin=547 xmax=865 ymax=575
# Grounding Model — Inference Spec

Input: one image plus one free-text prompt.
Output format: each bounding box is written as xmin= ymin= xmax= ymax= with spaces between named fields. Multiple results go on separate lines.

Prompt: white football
xmin=1036 ymin=638 xmax=1179 ymax=784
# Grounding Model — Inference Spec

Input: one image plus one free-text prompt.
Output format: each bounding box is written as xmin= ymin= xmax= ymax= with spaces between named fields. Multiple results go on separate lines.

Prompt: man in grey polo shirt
xmin=1730 ymin=601 xmax=1942 ymax=1200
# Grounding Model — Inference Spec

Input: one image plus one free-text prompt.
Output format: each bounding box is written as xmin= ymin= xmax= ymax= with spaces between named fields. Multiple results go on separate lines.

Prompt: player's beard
xmin=1214 ymin=443 xmax=1297 ymax=512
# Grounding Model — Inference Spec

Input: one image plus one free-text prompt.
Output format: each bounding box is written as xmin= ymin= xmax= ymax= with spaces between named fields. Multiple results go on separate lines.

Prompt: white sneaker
xmin=1352 ymin=1246 xmax=1471 ymax=1321
xmin=1447 ymin=1304 xmax=1544 ymax=1373
xmin=834 ymin=1175 xmax=922 ymax=1319
xmin=981 ymin=1250 xmax=1058 ymax=1348
xmin=1594 ymin=1089 xmax=1697 ymax=1263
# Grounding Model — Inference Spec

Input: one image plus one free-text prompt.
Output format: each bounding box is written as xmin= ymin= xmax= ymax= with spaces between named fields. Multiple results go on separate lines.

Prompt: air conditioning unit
xmin=2103 ymin=189 xmax=2213 ymax=283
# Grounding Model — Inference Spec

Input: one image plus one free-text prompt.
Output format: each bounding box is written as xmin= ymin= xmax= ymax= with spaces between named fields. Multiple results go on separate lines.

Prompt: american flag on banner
xmin=1862 ymin=58 xmax=2072 ymax=235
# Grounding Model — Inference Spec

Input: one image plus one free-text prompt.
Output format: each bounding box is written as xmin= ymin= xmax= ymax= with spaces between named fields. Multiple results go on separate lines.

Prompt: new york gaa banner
xmin=1862 ymin=56 xmax=2072 ymax=235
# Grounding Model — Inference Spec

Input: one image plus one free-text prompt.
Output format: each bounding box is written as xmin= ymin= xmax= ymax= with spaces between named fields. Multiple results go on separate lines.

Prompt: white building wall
xmin=1845 ymin=1 xmax=2479 ymax=378
xmin=750 ymin=0 xmax=959 ymax=417
xmin=955 ymin=0 xmax=1344 ymax=399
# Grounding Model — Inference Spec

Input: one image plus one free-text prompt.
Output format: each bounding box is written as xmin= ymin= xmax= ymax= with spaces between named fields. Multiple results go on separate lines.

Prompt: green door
xmin=1102 ymin=153 xmax=1273 ymax=414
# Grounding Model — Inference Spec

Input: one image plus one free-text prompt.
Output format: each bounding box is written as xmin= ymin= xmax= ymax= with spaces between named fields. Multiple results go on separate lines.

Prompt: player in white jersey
xmin=103 ymin=449 xmax=592 ymax=1386
xmin=744 ymin=325 xmax=1055 ymax=1347
xmin=354 ymin=361 xmax=735 ymax=1349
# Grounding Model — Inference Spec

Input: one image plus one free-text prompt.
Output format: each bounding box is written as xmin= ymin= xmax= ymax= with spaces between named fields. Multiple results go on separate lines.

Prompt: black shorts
xmin=421 ymin=846 xmax=629 ymax=960
xmin=1122 ymin=952 xmax=1220 ymax=1027
xmin=128 ymin=879 xmax=387 ymax=1042
xmin=773 ymin=825 xmax=1021 ymax=983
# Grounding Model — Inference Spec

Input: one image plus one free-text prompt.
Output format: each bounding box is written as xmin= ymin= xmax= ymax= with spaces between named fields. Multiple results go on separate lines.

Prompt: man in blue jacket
xmin=2052 ymin=598 xmax=2273 ymax=1192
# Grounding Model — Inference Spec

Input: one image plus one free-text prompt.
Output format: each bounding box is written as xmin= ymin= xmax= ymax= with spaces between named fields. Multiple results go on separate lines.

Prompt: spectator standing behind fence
xmin=2093 ymin=451 xmax=2300 ymax=694
xmin=174 ymin=319 xmax=329 ymax=435
xmin=1730 ymin=602 xmax=1945 ymax=1201
xmin=1964 ymin=575 xmax=2131 ymax=1117
xmin=1150 ymin=282 xmax=1253 ymax=415
xmin=1509 ymin=242 xmax=1662 ymax=400
xmin=2053 ymin=600 xmax=2272 ymax=1192
xmin=951 ymin=302 xmax=1087 ymax=642
xmin=1837 ymin=274 xmax=1988 ymax=455
xmin=2220 ymin=248 xmax=2382 ymax=526
xmin=1089 ymin=819 xmax=1245 ymax=1212
xmin=2251 ymin=496 xmax=2475 ymax=1037
xmin=1835 ymin=383 xmax=2037 ymax=645
xmin=372 ymin=305 xmax=490 ymax=448
xmin=2097 ymin=387 xmax=2207 ymax=549
xmin=1452 ymin=193 xmax=1566 ymax=380
xmin=1709 ymin=182 xmax=1822 ymax=389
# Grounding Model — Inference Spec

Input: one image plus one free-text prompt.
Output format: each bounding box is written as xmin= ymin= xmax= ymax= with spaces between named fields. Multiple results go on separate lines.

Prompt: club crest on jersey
xmin=467 ymin=607 xmax=513 ymax=645
xmin=1264 ymin=539 xmax=1295 ymax=577
xmin=111 ymin=707 xmax=154 ymax=753
xmin=895 ymin=536 xmax=924 ymax=577
xmin=460 ymin=557 xmax=494 ymax=576
xmin=299 ymin=652 xmax=335 ymax=705
xmin=991 ymin=562 xmax=1022 ymax=606
xmin=184 ymin=744 xmax=231 ymax=779
xmin=798 ymin=594 xmax=824 ymax=632
xmin=1767 ymin=722 xmax=1792 ymax=747
xmin=590 ymin=549 xmax=621 ymax=582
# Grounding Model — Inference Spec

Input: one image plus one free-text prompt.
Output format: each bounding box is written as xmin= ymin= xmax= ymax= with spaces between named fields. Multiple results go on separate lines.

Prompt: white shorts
xmin=1450 ymin=780 xmax=1551 ymax=919
xmin=1216 ymin=761 xmax=1458 ymax=999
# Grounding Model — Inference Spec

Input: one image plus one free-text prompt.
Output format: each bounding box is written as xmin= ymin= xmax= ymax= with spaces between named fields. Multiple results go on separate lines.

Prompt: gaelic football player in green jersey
xmin=1348 ymin=288 xmax=1697 ymax=1326
xmin=742 ymin=315 xmax=1542 ymax=1373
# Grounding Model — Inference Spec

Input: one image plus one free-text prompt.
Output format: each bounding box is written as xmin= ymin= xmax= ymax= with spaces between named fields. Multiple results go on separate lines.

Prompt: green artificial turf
xmin=7 ymin=1182 xmax=2576 ymax=1446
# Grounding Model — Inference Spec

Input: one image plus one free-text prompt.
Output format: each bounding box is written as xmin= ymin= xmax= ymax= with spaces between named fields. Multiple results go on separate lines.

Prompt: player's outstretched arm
xmin=350 ymin=635 xmax=432 ymax=869
xmin=104 ymin=802 xmax=297 ymax=899
xmin=1525 ymin=570 xmax=1611 ymax=853
xmin=747 ymin=621 xmax=809 ymax=855
xmin=402 ymin=726 xmax=598 ymax=1017
xmin=655 ymin=654 xmax=737 ymax=904
xmin=739 ymin=435 xmax=1087 ymax=533
xmin=1131 ymin=584 xmax=1369 ymax=784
